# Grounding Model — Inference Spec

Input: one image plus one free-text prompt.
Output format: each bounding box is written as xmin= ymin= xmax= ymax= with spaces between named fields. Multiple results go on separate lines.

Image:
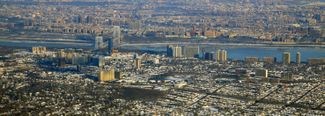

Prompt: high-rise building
xmin=98 ymin=56 xmax=105 ymax=68
xmin=115 ymin=70 xmax=122 ymax=80
xmin=283 ymin=52 xmax=291 ymax=65
xmin=223 ymin=50 xmax=228 ymax=62
xmin=296 ymin=52 xmax=301 ymax=64
xmin=216 ymin=49 xmax=227 ymax=63
xmin=98 ymin=67 xmax=115 ymax=81
xmin=167 ymin=45 xmax=182 ymax=58
xmin=135 ymin=58 xmax=141 ymax=69
xmin=107 ymin=38 xmax=113 ymax=55
xmin=95 ymin=36 xmax=104 ymax=50
xmin=112 ymin=26 xmax=121 ymax=47
xmin=72 ymin=54 xmax=88 ymax=65
xmin=204 ymin=52 xmax=214 ymax=60
xmin=182 ymin=46 xmax=199 ymax=58
xmin=216 ymin=49 xmax=221 ymax=62
xmin=74 ymin=15 xmax=83 ymax=23
xmin=174 ymin=46 xmax=182 ymax=57
xmin=167 ymin=45 xmax=174 ymax=57
xmin=85 ymin=16 xmax=93 ymax=24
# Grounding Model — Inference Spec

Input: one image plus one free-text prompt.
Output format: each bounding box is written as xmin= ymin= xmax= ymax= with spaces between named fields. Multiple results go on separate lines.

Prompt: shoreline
xmin=121 ymin=42 xmax=325 ymax=48
xmin=0 ymin=40 xmax=324 ymax=48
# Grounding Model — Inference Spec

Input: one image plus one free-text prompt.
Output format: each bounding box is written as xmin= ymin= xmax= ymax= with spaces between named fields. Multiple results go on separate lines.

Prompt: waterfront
xmin=0 ymin=40 xmax=324 ymax=62
xmin=122 ymin=44 xmax=325 ymax=62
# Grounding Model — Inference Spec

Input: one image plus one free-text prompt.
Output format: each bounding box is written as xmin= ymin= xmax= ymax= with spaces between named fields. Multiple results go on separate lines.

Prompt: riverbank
xmin=121 ymin=42 xmax=325 ymax=48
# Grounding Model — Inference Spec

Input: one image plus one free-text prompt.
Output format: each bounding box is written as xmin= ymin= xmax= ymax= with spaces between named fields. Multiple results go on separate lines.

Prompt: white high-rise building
xmin=95 ymin=36 xmax=104 ymax=50
xmin=112 ymin=26 xmax=121 ymax=47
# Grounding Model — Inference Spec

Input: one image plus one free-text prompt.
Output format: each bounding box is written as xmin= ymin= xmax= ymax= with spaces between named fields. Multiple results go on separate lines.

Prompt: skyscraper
xmin=99 ymin=66 xmax=115 ymax=81
xmin=85 ymin=16 xmax=93 ymax=24
xmin=166 ymin=45 xmax=182 ymax=58
xmin=222 ymin=50 xmax=227 ymax=62
xmin=296 ymin=52 xmax=301 ymax=64
xmin=98 ymin=56 xmax=105 ymax=68
xmin=216 ymin=49 xmax=221 ymax=62
xmin=216 ymin=49 xmax=227 ymax=63
xmin=107 ymin=38 xmax=113 ymax=55
xmin=283 ymin=52 xmax=291 ymax=65
xmin=135 ymin=58 xmax=141 ymax=69
xmin=174 ymin=46 xmax=182 ymax=58
xmin=112 ymin=26 xmax=121 ymax=47
xmin=95 ymin=36 xmax=104 ymax=50
xmin=167 ymin=45 xmax=173 ymax=57
xmin=204 ymin=52 xmax=214 ymax=60
xmin=183 ymin=46 xmax=199 ymax=58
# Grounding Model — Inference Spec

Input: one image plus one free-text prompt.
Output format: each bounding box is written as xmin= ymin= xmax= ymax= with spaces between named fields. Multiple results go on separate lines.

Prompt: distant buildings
xmin=296 ymin=52 xmax=301 ymax=64
xmin=245 ymin=57 xmax=258 ymax=63
xmin=204 ymin=52 xmax=214 ymax=60
xmin=263 ymin=57 xmax=276 ymax=64
xmin=255 ymin=69 xmax=268 ymax=78
xmin=72 ymin=54 xmax=89 ymax=65
xmin=182 ymin=46 xmax=200 ymax=58
xmin=308 ymin=58 xmax=325 ymax=65
xmin=167 ymin=45 xmax=182 ymax=58
xmin=216 ymin=49 xmax=227 ymax=63
xmin=32 ymin=46 xmax=47 ymax=54
xmin=112 ymin=26 xmax=121 ymax=47
xmin=107 ymin=38 xmax=113 ymax=55
xmin=283 ymin=52 xmax=291 ymax=65
xmin=134 ymin=58 xmax=142 ymax=70
xmin=98 ymin=56 xmax=105 ymax=68
xmin=98 ymin=66 xmax=115 ymax=81
xmin=95 ymin=36 xmax=104 ymax=50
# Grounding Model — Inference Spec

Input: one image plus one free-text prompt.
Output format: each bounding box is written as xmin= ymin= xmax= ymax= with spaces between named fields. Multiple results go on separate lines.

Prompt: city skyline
xmin=0 ymin=0 xmax=324 ymax=115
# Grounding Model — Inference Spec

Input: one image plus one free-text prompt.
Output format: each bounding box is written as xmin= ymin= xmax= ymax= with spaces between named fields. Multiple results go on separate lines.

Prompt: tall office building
xmin=74 ymin=15 xmax=83 ymax=23
xmin=85 ymin=16 xmax=93 ymax=24
xmin=167 ymin=45 xmax=174 ymax=57
xmin=98 ymin=67 xmax=115 ymax=81
xmin=223 ymin=50 xmax=228 ymax=62
xmin=107 ymin=38 xmax=113 ymax=55
xmin=296 ymin=52 xmax=301 ymax=64
xmin=216 ymin=49 xmax=221 ymax=62
xmin=204 ymin=52 xmax=214 ymax=60
xmin=216 ymin=49 xmax=227 ymax=63
xmin=95 ymin=36 xmax=104 ymax=50
xmin=174 ymin=46 xmax=182 ymax=57
xmin=167 ymin=45 xmax=182 ymax=58
xmin=112 ymin=26 xmax=121 ymax=47
xmin=72 ymin=54 xmax=88 ymax=65
xmin=283 ymin=52 xmax=291 ymax=65
xmin=134 ymin=58 xmax=142 ymax=69
xmin=98 ymin=56 xmax=105 ymax=67
xmin=182 ymin=46 xmax=199 ymax=58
